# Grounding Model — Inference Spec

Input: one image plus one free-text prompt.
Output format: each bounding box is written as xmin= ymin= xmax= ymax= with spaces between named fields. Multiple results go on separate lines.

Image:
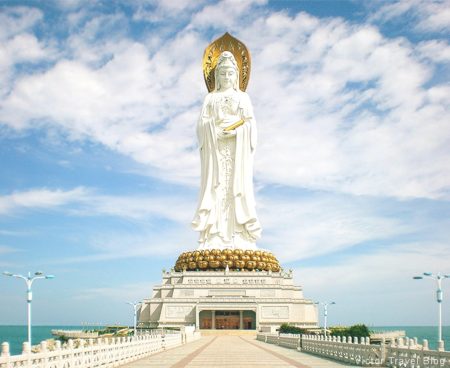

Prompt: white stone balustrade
xmin=0 ymin=330 xmax=201 ymax=368
xmin=256 ymin=333 xmax=450 ymax=367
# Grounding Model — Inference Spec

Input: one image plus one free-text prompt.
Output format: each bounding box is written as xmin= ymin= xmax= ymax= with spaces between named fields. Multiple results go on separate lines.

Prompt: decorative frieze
xmin=165 ymin=306 xmax=193 ymax=318
xmin=261 ymin=306 xmax=289 ymax=319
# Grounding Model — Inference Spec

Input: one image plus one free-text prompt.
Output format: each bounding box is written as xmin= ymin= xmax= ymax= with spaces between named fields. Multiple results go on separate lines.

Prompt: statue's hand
xmin=218 ymin=129 xmax=236 ymax=139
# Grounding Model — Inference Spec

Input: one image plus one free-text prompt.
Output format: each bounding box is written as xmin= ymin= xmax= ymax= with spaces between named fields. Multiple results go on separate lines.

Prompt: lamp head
xmin=423 ymin=272 xmax=433 ymax=277
xmin=330 ymin=302 xmax=336 ymax=305
xmin=35 ymin=271 xmax=44 ymax=276
xmin=3 ymin=271 xmax=13 ymax=276
xmin=413 ymin=276 xmax=423 ymax=280
xmin=45 ymin=275 xmax=55 ymax=279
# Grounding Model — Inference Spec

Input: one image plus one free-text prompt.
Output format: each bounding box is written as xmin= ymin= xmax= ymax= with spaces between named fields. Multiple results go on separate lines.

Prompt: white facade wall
xmin=139 ymin=269 xmax=318 ymax=332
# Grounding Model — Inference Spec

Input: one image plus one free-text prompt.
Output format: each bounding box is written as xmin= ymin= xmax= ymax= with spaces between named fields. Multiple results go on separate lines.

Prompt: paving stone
xmin=120 ymin=335 xmax=363 ymax=368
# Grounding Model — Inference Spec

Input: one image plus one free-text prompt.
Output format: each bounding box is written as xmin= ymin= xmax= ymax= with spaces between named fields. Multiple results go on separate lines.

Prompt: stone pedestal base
xmin=139 ymin=267 xmax=318 ymax=333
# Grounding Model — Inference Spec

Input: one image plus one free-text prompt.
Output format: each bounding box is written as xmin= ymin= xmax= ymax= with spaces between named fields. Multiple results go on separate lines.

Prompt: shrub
xmin=330 ymin=324 xmax=370 ymax=337
xmin=278 ymin=323 xmax=308 ymax=334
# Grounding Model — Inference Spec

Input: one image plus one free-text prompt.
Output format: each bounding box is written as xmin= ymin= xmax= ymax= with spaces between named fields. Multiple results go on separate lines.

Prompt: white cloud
xmin=370 ymin=0 xmax=450 ymax=32
xmin=0 ymin=245 xmax=18 ymax=255
xmin=0 ymin=186 xmax=414 ymax=265
xmin=72 ymin=281 xmax=153 ymax=302
xmin=132 ymin=0 xmax=208 ymax=23
xmin=0 ymin=187 xmax=89 ymax=215
xmin=0 ymin=2 xmax=449 ymax=201
xmin=258 ymin=195 xmax=408 ymax=262
xmin=417 ymin=39 xmax=450 ymax=63
xmin=296 ymin=242 xmax=450 ymax=324
xmin=0 ymin=7 xmax=54 ymax=98
xmin=0 ymin=6 xmax=43 ymax=40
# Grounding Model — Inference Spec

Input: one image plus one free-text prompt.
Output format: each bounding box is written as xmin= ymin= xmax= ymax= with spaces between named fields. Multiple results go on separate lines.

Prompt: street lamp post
xmin=315 ymin=301 xmax=336 ymax=336
xmin=413 ymin=272 xmax=450 ymax=342
xmin=126 ymin=302 xmax=141 ymax=336
xmin=3 ymin=271 xmax=55 ymax=347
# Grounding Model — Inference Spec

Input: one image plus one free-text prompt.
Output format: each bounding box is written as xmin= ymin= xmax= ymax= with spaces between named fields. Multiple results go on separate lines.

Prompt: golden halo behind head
xmin=203 ymin=32 xmax=251 ymax=92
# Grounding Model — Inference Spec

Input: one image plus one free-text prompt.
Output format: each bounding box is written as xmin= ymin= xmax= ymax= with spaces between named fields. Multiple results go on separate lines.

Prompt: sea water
xmin=0 ymin=325 xmax=449 ymax=356
xmin=0 ymin=326 xmax=86 ymax=355
xmin=371 ymin=326 xmax=450 ymax=350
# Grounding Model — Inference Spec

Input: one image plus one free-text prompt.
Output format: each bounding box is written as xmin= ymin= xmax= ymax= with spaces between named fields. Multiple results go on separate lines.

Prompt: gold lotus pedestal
xmin=174 ymin=249 xmax=281 ymax=272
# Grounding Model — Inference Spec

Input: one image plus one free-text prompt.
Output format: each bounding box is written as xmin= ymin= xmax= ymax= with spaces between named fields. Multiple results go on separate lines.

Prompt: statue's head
xmin=214 ymin=51 xmax=239 ymax=91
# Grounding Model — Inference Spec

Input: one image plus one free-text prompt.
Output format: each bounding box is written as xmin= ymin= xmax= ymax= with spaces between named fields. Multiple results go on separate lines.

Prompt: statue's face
xmin=217 ymin=66 xmax=237 ymax=90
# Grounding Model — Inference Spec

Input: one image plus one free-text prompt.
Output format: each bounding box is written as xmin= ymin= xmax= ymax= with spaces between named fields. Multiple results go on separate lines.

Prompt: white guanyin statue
xmin=192 ymin=50 xmax=262 ymax=250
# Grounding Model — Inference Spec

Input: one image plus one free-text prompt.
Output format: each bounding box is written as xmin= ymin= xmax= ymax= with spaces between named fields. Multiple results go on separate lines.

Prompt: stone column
xmin=212 ymin=310 xmax=216 ymax=329
xmin=239 ymin=311 xmax=244 ymax=330
xmin=195 ymin=307 xmax=200 ymax=330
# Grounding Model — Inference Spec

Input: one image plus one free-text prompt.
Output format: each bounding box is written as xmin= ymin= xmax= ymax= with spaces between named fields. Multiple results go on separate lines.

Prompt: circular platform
xmin=174 ymin=249 xmax=281 ymax=272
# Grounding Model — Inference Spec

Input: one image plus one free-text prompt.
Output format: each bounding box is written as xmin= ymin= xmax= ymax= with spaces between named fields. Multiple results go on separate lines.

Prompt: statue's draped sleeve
xmin=193 ymin=94 xmax=216 ymax=235
xmin=233 ymin=92 xmax=261 ymax=240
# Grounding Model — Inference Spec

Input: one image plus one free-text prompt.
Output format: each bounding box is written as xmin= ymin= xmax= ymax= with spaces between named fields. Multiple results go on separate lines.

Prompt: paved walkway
xmin=120 ymin=335 xmax=361 ymax=368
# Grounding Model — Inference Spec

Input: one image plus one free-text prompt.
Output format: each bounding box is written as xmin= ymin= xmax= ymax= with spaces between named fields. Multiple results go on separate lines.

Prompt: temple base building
xmin=138 ymin=250 xmax=318 ymax=333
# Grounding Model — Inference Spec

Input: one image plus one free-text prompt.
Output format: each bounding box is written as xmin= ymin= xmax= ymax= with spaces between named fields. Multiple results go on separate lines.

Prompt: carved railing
xmin=0 ymin=331 xmax=201 ymax=368
xmin=256 ymin=333 xmax=450 ymax=367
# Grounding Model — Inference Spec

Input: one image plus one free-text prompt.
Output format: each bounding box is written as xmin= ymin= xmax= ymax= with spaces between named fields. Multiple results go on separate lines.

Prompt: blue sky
xmin=0 ymin=0 xmax=449 ymax=328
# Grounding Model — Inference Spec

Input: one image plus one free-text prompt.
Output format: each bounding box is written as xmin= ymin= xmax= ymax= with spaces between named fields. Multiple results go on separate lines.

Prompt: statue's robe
xmin=192 ymin=90 xmax=261 ymax=249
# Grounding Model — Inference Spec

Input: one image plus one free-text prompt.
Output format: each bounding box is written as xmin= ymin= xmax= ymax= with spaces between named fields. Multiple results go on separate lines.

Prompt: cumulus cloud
xmin=0 ymin=2 xmax=448 ymax=200
xmin=0 ymin=6 xmax=54 ymax=97
xmin=0 ymin=6 xmax=43 ymax=39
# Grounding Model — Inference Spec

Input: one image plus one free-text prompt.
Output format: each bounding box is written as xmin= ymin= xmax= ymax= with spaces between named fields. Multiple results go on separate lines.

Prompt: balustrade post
xmin=1 ymin=342 xmax=9 ymax=357
xmin=54 ymin=340 xmax=62 ymax=367
xmin=422 ymin=339 xmax=429 ymax=350
xmin=22 ymin=342 xmax=31 ymax=354
xmin=41 ymin=341 xmax=48 ymax=352
xmin=353 ymin=336 xmax=358 ymax=344
xmin=68 ymin=339 xmax=75 ymax=368
xmin=398 ymin=337 xmax=404 ymax=347
xmin=438 ymin=340 xmax=444 ymax=352
xmin=380 ymin=337 xmax=386 ymax=364
xmin=342 ymin=336 xmax=347 ymax=343
xmin=41 ymin=341 xmax=49 ymax=366
xmin=1 ymin=342 xmax=11 ymax=368
xmin=337 ymin=336 xmax=341 ymax=342
xmin=405 ymin=337 xmax=410 ymax=347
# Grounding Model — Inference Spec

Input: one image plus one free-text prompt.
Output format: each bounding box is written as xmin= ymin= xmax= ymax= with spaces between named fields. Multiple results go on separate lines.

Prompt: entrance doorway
xmin=199 ymin=310 xmax=256 ymax=330
xmin=215 ymin=311 xmax=239 ymax=329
